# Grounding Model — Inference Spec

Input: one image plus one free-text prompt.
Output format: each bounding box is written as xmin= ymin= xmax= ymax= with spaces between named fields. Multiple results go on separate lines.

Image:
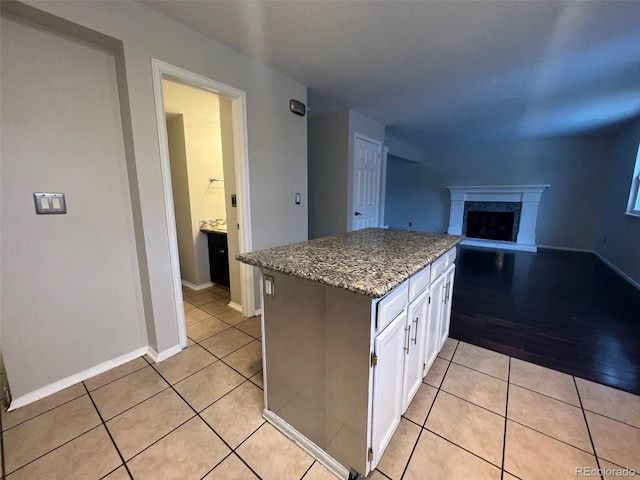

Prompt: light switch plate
xmin=264 ymin=274 xmax=275 ymax=298
xmin=34 ymin=193 xmax=67 ymax=214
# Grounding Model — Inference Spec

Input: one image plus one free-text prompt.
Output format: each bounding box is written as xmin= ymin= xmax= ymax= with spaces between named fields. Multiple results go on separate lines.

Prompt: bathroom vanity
xmin=237 ymin=228 xmax=463 ymax=479
xmin=200 ymin=226 xmax=230 ymax=288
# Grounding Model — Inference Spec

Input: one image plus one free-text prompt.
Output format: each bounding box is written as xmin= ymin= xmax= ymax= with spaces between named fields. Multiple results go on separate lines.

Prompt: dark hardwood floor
xmin=450 ymin=246 xmax=640 ymax=395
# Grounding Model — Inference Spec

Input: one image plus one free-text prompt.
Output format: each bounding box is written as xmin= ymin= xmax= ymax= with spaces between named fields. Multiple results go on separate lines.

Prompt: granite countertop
xmin=236 ymin=228 xmax=464 ymax=298
xmin=200 ymin=227 xmax=228 ymax=235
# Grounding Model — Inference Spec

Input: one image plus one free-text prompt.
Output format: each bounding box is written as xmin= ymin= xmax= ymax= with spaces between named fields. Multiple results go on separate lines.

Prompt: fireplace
xmin=446 ymin=185 xmax=549 ymax=252
xmin=466 ymin=211 xmax=515 ymax=241
xmin=463 ymin=201 xmax=522 ymax=242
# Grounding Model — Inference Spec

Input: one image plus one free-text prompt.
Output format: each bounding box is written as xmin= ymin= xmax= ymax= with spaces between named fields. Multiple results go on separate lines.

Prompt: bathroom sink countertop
xmin=236 ymin=228 xmax=463 ymax=298
xmin=200 ymin=226 xmax=228 ymax=234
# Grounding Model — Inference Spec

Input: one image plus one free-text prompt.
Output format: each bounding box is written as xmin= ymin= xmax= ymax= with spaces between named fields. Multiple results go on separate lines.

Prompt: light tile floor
xmin=1 ymin=285 xmax=639 ymax=479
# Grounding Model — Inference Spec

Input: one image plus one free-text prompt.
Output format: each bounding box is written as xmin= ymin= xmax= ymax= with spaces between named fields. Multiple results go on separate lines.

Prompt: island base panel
xmin=262 ymin=269 xmax=373 ymax=476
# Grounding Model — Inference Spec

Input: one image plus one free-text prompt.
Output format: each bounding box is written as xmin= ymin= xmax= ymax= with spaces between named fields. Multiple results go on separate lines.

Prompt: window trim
xmin=625 ymin=144 xmax=640 ymax=217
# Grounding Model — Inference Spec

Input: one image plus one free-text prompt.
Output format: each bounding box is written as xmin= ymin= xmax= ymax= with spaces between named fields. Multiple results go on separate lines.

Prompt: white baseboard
xmin=537 ymin=244 xmax=595 ymax=253
xmin=227 ymin=301 xmax=242 ymax=313
xmin=263 ymin=410 xmax=350 ymax=479
xmin=254 ymin=308 xmax=262 ymax=316
xmin=8 ymin=346 xmax=148 ymax=411
xmin=461 ymin=238 xmax=537 ymax=252
xmin=535 ymin=245 xmax=640 ymax=291
xmin=181 ymin=280 xmax=213 ymax=291
xmin=594 ymin=252 xmax=640 ymax=291
xmin=146 ymin=344 xmax=182 ymax=363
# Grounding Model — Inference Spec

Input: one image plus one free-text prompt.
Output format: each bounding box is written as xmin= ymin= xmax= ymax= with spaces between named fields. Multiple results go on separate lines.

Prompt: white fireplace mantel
xmin=446 ymin=185 xmax=550 ymax=252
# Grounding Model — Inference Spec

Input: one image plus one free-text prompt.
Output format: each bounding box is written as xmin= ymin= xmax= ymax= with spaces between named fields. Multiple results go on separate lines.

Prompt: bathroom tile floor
xmin=1 ymin=285 xmax=638 ymax=479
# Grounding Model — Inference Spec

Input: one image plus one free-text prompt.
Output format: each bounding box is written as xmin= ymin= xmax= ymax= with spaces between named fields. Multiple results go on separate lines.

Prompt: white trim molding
xmin=227 ymin=301 xmax=242 ymax=313
xmin=446 ymin=185 xmax=549 ymax=252
xmin=150 ymin=59 xmax=256 ymax=351
xmin=8 ymin=347 xmax=149 ymax=411
xmin=594 ymin=252 xmax=640 ymax=291
xmin=181 ymin=280 xmax=213 ymax=291
xmin=146 ymin=344 xmax=182 ymax=363
xmin=263 ymin=410 xmax=350 ymax=480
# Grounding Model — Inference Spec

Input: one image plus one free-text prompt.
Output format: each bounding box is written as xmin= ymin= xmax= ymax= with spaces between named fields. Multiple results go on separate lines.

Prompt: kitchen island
xmin=237 ymin=228 xmax=463 ymax=479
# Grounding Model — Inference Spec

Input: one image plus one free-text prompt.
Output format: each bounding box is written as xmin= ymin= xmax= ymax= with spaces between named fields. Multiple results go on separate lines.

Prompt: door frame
xmin=151 ymin=59 xmax=256 ymax=348
xmin=351 ymin=132 xmax=383 ymax=231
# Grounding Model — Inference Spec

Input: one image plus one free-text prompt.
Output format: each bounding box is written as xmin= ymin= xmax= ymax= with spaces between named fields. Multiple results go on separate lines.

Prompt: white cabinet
xmin=440 ymin=263 xmax=456 ymax=350
xmin=424 ymin=273 xmax=445 ymax=375
xmin=402 ymin=288 xmax=429 ymax=411
xmin=370 ymin=246 xmax=457 ymax=471
xmin=371 ymin=309 xmax=407 ymax=466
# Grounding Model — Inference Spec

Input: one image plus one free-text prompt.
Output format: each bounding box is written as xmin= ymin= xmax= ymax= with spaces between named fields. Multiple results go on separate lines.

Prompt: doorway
xmin=151 ymin=60 xmax=256 ymax=349
xmin=352 ymin=133 xmax=383 ymax=231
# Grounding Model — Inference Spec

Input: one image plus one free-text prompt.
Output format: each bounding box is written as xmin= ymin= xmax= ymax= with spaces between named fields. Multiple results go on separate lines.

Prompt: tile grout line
xmin=299 ymin=460 xmax=315 ymax=479
xmin=148 ymin=361 xmax=265 ymax=480
xmin=4 ymin=423 xmax=106 ymax=477
xmin=573 ymin=376 xmax=604 ymax=480
xmin=374 ymin=469 xmax=393 ymax=479
xmin=505 ymin=418 xmax=600 ymax=456
xmin=423 ymin=428 xmax=504 ymax=471
xmin=500 ymin=357 xmax=511 ymax=480
xmin=438 ymin=388 xmax=505 ymax=418
xmin=449 ymin=358 xmax=509 ymax=383
xmin=579 ymin=408 xmax=640 ymax=432
xmin=1 ymin=391 xmax=86 ymax=433
xmin=507 ymin=381 xmax=582 ymax=409
xmin=83 ymin=383 xmax=135 ymax=480
xmin=398 ymin=344 xmax=459 ymax=480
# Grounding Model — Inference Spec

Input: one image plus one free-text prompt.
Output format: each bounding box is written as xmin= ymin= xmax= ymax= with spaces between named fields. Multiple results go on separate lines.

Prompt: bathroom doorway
xmin=151 ymin=60 xmax=256 ymax=348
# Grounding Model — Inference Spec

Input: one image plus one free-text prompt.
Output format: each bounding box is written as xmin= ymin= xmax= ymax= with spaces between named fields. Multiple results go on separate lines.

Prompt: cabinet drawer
xmin=430 ymin=254 xmax=447 ymax=283
xmin=408 ymin=265 xmax=431 ymax=301
xmin=446 ymin=247 xmax=457 ymax=266
xmin=377 ymin=281 xmax=408 ymax=332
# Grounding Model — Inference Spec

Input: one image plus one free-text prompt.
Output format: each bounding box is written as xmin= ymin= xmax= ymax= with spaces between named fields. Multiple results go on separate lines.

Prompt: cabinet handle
xmin=446 ymin=282 xmax=451 ymax=302
xmin=443 ymin=282 xmax=450 ymax=303
xmin=404 ymin=325 xmax=411 ymax=353
xmin=412 ymin=316 xmax=418 ymax=344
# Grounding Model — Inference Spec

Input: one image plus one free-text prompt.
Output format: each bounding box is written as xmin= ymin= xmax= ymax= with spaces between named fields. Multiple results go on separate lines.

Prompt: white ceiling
xmin=143 ymin=1 xmax=640 ymax=149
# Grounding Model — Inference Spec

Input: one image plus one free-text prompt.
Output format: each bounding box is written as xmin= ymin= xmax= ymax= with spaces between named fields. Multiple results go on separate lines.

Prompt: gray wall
xmin=2 ymin=0 xmax=308 ymax=401
xmin=385 ymin=134 xmax=613 ymax=250
xmin=596 ymin=118 xmax=640 ymax=285
xmin=347 ymin=110 xmax=386 ymax=231
xmin=308 ymin=109 xmax=385 ymax=238
xmin=166 ymin=116 xmax=197 ymax=285
xmin=1 ymin=16 xmax=146 ymax=398
xmin=308 ymin=110 xmax=350 ymax=238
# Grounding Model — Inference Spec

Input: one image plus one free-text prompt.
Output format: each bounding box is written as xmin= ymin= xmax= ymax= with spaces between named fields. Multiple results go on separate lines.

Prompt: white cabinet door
xmin=371 ymin=309 xmax=407 ymax=468
xmin=439 ymin=264 xmax=456 ymax=351
xmin=424 ymin=273 xmax=445 ymax=377
xmin=402 ymin=288 xmax=429 ymax=412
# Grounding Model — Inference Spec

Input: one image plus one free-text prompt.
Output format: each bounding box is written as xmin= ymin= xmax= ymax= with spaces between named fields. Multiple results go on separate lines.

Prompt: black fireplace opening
xmin=466 ymin=210 xmax=515 ymax=241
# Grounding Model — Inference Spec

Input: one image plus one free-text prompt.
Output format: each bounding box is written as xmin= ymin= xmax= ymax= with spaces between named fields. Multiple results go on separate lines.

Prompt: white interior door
xmin=352 ymin=135 xmax=382 ymax=231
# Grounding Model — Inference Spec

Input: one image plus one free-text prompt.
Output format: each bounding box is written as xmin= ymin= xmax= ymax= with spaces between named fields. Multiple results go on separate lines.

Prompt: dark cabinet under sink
xmin=203 ymin=231 xmax=230 ymax=288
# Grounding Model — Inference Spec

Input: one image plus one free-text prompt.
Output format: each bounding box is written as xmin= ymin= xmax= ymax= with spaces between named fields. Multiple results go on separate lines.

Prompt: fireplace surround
xmin=446 ymin=185 xmax=549 ymax=252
